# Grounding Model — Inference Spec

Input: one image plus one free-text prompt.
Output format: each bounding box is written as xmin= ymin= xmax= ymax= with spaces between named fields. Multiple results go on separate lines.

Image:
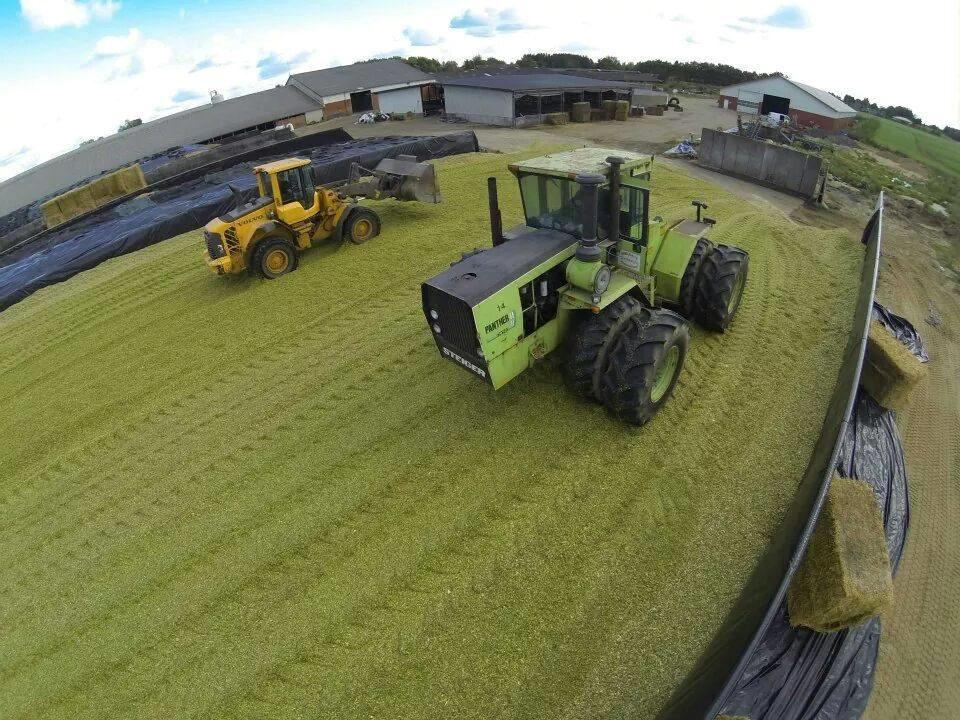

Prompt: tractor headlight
xmin=430 ymin=309 xmax=439 ymax=320
xmin=594 ymin=265 xmax=612 ymax=294
xmin=433 ymin=323 xmax=441 ymax=334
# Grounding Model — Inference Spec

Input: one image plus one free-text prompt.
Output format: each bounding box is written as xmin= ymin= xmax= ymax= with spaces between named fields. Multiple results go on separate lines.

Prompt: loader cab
xmin=255 ymin=158 xmax=319 ymax=225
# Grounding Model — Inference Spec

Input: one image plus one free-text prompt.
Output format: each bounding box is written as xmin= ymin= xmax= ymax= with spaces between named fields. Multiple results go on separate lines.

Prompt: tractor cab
xmin=509 ymin=149 xmax=654 ymax=248
xmin=254 ymin=158 xmax=319 ymax=225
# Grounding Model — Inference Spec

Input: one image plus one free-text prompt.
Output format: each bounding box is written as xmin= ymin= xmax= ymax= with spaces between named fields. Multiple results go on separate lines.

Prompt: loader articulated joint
xmin=574 ymin=172 xmax=605 ymax=263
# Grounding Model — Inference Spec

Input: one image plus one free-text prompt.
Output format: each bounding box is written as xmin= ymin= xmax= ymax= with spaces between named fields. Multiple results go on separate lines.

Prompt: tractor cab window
xmin=276 ymin=166 xmax=315 ymax=209
xmin=612 ymin=184 xmax=649 ymax=244
xmin=258 ymin=171 xmax=271 ymax=198
xmin=518 ymin=174 xmax=583 ymax=238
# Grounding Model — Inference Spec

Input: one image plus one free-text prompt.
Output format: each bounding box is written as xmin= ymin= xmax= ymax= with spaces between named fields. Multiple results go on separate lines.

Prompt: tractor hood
xmin=425 ymin=227 xmax=576 ymax=307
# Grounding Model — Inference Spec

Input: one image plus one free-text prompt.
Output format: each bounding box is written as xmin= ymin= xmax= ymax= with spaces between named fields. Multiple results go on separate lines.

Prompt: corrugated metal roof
xmin=0 ymin=85 xmax=321 ymax=216
xmin=441 ymin=73 xmax=631 ymax=93
xmin=287 ymin=59 xmax=432 ymax=99
xmin=719 ymin=76 xmax=856 ymax=116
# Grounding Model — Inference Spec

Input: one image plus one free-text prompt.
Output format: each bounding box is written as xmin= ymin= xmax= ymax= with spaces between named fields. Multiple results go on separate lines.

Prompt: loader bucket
xmin=373 ymin=156 xmax=442 ymax=203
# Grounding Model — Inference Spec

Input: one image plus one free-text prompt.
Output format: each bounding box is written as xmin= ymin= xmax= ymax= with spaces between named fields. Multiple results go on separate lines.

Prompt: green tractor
xmin=421 ymin=148 xmax=749 ymax=425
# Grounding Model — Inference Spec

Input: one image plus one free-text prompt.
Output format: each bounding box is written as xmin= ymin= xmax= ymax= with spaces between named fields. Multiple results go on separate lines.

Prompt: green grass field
xmin=0 ymin=150 xmax=863 ymax=719
xmin=855 ymin=114 xmax=960 ymax=179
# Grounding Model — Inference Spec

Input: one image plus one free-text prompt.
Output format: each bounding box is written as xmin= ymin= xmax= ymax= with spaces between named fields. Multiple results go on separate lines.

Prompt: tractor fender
xmin=247 ymin=221 xmax=295 ymax=260
xmin=331 ymin=204 xmax=359 ymax=244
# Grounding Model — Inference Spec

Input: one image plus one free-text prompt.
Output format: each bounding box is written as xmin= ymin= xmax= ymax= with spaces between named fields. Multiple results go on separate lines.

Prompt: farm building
xmin=717 ymin=76 xmax=857 ymax=131
xmin=441 ymin=73 xmax=633 ymax=126
xmin=0 ymin=85 xmax=321 ymax=217
xmin=287 ymin=59 xmax=435 ymax=119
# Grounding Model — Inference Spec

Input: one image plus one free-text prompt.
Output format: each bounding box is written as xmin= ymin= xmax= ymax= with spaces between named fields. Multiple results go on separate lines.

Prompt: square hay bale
xmin=570 ymin=102 xmax=591 ymax=123
xmin=614 ymin=100 xmax=629 ymax=121
xmin=40 ymin=198 xmax=65 ymax=228
xmin=860 ymin=320 xmax=926 ymax=411
xmin=114 ymin=164 xmax=146 ymax=194
xmin=545 ymin=112 xmax=568 ymax=126
xmin=787 ymin=476 xmax=892 ymax=633
xmin=602 ymin=99 xmax=618 ymax=120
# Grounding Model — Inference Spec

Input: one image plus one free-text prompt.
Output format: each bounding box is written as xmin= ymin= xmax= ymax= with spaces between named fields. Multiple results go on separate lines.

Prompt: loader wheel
xmin=677 ymin=237 xmax=713 ymax=317
xmin=252 ymin=237 xmax=298 ymax=279
xmin=345 ymin=208 xmax=380 ymax=244
xmin=597 ymin=308 xmax=689 ymax=426
xmin=693 ymin=244 xmax=749 ymax=331
xmin=563 ymin=294 xmax=641 ymax=400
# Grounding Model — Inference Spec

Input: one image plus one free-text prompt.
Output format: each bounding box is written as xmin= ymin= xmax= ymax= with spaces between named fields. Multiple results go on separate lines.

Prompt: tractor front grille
xmin=204 ymin=231 xmax=225 ymax=259
xmin=223 ymin=227 xmax=240 ymax=255
xmin=422 ymin=284 xmax=478 ymax=358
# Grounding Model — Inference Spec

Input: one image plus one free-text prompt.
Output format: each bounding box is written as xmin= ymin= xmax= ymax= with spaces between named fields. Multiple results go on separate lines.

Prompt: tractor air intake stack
xmin=565 ymin=172 xmax=612 ymax=302
xmin=607 ymin=156 xmax=623 ymax=241
xmin=575 ymin=173 xmax=605 ymax=261
xmin=487 ymin=177 xmax=504 ymax=246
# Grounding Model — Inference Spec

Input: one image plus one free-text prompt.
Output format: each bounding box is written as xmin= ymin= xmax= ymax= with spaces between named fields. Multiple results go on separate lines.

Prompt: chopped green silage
xmin=861 ymin=319 xmax=927 ymax=411
xmin=0 ymin=150 xmax=863 ymax=718
xmin=787 ymin=476 xmax=893 ymax=633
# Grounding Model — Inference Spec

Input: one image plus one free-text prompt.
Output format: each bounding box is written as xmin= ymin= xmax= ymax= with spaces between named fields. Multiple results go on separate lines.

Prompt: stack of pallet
xmin=570 ymin=102 xmax=591 ymax=123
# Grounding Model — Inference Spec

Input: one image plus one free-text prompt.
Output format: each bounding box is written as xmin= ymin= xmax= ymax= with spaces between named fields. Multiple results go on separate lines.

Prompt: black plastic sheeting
xmin=715 ymin=304 xmax=926 ymax=720
xmin=0 ymin=132 xmax=478 ymax=311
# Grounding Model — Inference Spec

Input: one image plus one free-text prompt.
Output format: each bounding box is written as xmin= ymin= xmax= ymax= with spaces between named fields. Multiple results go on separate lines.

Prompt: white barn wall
xmin=376 ymin=86 xmax=423 ymax=115
xmin=443 ymin=86 xmax=514 ymax=126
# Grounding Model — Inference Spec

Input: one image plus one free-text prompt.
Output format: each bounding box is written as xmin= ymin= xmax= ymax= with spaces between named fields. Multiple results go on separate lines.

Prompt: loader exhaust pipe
xmin=487 ymin=177 xmax=504 ymax=246
xmin=607 ymin=156 xmax=623 ymax=241
xmin=575 ymin=173 xmax=605 ymax=262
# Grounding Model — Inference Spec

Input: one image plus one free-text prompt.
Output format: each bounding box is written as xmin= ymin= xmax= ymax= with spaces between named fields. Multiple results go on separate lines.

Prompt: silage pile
xmin=0 ymin=149 xmax=863 ymax=719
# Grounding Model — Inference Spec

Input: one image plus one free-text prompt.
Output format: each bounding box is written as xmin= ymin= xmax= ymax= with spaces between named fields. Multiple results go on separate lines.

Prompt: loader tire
xmin=677 ymin=237 xmax=713 ymax=317
xmin=562 ymin=294 xmax=641 ymax=400
xmin=597 ymin=308 xmax=689 ymax=426
xmin=345 ymin=208 xmax=380 ymax=244
xmin=693 ymin=244 xmax=749 ymax=331
xmin=252 ymin=237 xmax=298 ymax=279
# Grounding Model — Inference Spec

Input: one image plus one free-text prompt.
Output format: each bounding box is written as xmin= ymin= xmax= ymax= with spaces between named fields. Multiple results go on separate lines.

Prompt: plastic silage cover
xmin=0 ymin=132 xmax=478 ymax=311
xmin=717 ymin=302 xmax=925 ymax=720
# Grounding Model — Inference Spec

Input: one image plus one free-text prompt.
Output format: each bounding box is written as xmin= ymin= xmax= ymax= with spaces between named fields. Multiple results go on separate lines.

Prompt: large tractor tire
xmin=252 ymin=237 xmax=298 ymax=279
xmin=693 ymin=244 xmax=749 ymax=331
xmin=345 ymin=207 xmax=381 ymax=244
xmin=563 ymin=295 xmax=642 ymax=400
xmin=677 ymin=237 xmax=713 ymax=318
xmin=597 ymin=308 xmax=689 ymax=426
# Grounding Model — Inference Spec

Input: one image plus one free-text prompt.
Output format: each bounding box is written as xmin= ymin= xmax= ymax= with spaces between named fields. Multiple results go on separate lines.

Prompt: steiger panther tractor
xmin=203 ymin=155 xmax=440 ymax=278
xmin=421 ymin=148 xmax=749 ymax=425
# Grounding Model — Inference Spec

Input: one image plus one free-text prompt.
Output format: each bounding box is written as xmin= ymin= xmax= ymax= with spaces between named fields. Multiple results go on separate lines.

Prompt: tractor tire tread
xmin=693 ymin=244 xmax=749 ymax=331
xmin=563 ymin=294 xmax=642 ymax=399
xmin=677 ymin=237 xmax=713 ymax=317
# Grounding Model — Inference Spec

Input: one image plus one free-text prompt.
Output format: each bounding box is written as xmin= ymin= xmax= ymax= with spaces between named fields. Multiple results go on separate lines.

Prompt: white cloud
xmin=90 ymin=29 xmax=173 ymax=78
xmin=93 ymin=28 xmax=140 ymax=57
xmin=20 ymin=0 xmax=119 ymax=31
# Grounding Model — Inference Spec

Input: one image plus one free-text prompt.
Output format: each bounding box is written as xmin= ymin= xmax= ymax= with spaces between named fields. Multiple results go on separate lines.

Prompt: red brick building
xmin=717 ymin=76 xmax=857 ymax=132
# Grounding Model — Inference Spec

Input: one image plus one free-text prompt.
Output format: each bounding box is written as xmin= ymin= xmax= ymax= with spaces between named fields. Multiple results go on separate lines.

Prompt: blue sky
xmin=0 ymin=0 xmax=958 ymax=181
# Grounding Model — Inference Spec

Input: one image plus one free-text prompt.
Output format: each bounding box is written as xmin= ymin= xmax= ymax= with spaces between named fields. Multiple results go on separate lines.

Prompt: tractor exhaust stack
xmin=607 ymin=156 xmax=624 ymax=241
xmin=487 ymin=177 xmax=504 ymax=246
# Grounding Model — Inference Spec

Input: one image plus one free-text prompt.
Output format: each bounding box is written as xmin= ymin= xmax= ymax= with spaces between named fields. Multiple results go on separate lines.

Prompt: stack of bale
xmin=787 ymin=475 xmax=893 ymax=632
xmin=545 ymin=112 xmax=569 ymax=126
xmin=860 ymin=320 xmax=926 ymax=411
xmin=602 ymin=99 xmax=619 ymax=120
xmin=570 ymin=102 xmax=591 ymax=123
xmin=614 ymin=100 xmax=629 ymax=121
xmin=41 ymin=164 xmax=147 ymax=228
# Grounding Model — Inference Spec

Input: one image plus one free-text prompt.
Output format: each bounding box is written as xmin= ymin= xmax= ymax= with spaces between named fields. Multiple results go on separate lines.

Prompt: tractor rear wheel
xmin=345 ymin=208 xmax=381 ymax=244
xmin=693 ymin=244 xmax=749 ymax=331
xmin=252 ymin=237 xmax=298 ymax=279
xmin=597 ymin=308 xmax=689 ymax=426
xmin=677 ymin=237 xmax=713 ymax=317
xmin=563 ymin=294 xmax=641 ymax=400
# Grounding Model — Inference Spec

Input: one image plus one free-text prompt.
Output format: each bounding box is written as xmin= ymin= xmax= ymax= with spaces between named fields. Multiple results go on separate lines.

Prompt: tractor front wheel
xmin=597 ymin=308 xmax=689 ymax=426
xmin=693 ymin=244 xmax=749 ymax=331
xmin=345 ymin=208 xmax=381 ymax=244
xmin=563 ymin=294 xmax=641 ymax=399
xmin=252 ymin=237 xmax=298 ymax=279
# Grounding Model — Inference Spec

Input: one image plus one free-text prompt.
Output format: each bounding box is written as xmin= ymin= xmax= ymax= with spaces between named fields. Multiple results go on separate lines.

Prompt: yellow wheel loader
xmin=202 ymin=154 xmax=441 ymax=278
